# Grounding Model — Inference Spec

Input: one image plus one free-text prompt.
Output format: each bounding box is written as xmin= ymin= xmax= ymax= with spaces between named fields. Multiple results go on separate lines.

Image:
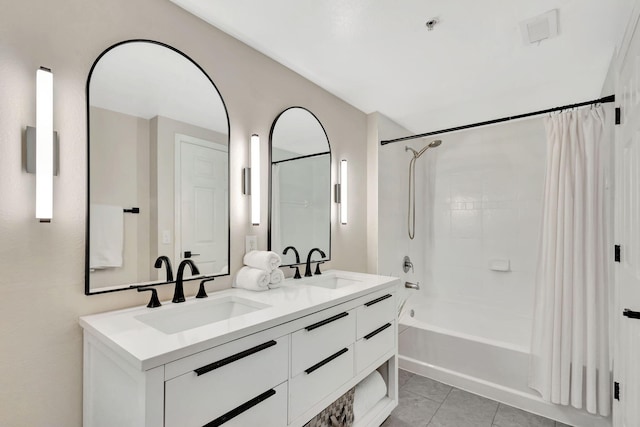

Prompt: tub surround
xmin=81 ymin=270 xmax=399 ymax=426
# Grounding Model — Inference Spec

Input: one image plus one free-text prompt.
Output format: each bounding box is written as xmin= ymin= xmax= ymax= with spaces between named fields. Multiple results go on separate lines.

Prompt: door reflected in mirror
xmin=269 ymin=107 xmax=331 ymax=266
xmin=86 ymin=40 xmax=229 ymax=294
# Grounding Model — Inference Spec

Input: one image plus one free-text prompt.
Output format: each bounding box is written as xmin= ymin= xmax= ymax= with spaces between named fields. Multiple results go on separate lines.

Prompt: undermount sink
xmin=300 ymin=274 xmax=362 ymax=289
xmin=135 ymin=296 xmax=270 ymax=334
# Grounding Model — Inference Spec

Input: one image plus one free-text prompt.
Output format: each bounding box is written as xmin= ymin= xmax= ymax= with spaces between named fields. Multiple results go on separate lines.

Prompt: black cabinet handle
xmin=305 ymin=312 xmax=349 ymax=331
xmin=623 ymin=309 xmax=640 ymax=319
xmin=364 ymin=323 xmax=392 ymax=340
xmin=305 ymin=347 xmax=349 ymax=374
xmin=203 ymin=388 xmax=276 ymax=427
xmin=194 ymin=340 xmax=277 ymax=376
xmin=364 ymin=294 xmax=392 ymax=307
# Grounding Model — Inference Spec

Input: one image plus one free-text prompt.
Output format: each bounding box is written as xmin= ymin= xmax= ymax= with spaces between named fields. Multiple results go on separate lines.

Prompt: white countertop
xmin=79 ymin=270 xmax=399 ymax=371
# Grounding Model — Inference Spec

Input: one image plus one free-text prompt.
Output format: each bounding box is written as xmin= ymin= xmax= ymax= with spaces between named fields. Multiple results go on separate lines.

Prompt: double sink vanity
xmin=81 ymin=271 xmax=399 ymax=427
xmin=82 ymin=39 xmax=397 ymax=426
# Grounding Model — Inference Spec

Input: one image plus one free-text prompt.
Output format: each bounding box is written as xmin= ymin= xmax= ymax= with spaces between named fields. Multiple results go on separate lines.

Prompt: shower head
xmin=406 ymin=139 xmax=442 ymax=159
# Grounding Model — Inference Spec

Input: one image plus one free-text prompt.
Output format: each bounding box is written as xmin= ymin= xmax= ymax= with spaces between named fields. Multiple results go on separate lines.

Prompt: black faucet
xmin=154 ymin=256 xmax=174 ymax=282
xmin=173 ymin=259 xmax=200 ymax=303
xmin=305 ymin=248 xmax=326 ymax=277
xmin=283 ymin=246 xmax=302 ymax=279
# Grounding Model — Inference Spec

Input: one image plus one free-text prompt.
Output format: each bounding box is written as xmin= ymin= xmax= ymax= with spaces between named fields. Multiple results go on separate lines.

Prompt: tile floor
xmin=381 ymin=370 xmax=573 ymax=427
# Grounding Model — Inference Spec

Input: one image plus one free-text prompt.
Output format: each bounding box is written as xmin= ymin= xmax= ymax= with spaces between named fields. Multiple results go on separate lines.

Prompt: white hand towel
xmin=89 ymin=204 xmax=124 ymax=269
xmin=353 ymin=370 xmax=387 ymax=421
xmin=233 ymin=266 xmax=270 ymax=291
xmin=268 ymin=269 xmax=285 ymax=289
xmin=243 ymin=250 xmax=282 ymax=272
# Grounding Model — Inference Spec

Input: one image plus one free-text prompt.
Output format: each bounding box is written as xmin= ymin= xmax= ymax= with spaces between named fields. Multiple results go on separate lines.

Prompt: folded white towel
xmin=353 ymin=370 xmax=387 ymax=421
xmin=243 ymin=250 xmax=282 ymax=272
xmin=89 ymin=204 xmax=124 ymax=269
xmin=233 ymin=266 xmax=270 ymax=291
xmin=268 ymin=269 xmax=285 ymax=289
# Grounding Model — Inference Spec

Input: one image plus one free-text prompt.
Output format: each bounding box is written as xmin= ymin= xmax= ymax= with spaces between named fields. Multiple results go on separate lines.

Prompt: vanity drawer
xmin=165 ymin=335 xmax=288 ymax=427
xmin=200 ymin=381 xmax=288 ymax=427
xmin=289 ymin=344 xmax=355 ymax=422
xmin=356 ymin=292 xmax=395 ymax=339
xmin=291 ymin=308 xmax=355 ymax=377
xmin=355 ymin=320 xmax=395 ymax=373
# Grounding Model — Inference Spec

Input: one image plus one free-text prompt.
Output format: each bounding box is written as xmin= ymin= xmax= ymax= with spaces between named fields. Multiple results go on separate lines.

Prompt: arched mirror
xmin=269 ymin=107 xmax=331 ymax=266
xmin=86 ymin=40 xmax=229 ymax=294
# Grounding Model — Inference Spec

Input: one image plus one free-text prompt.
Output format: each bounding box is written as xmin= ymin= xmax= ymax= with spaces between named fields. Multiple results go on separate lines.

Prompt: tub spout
xmin=405 ymin=281 xmax=420 ymax=290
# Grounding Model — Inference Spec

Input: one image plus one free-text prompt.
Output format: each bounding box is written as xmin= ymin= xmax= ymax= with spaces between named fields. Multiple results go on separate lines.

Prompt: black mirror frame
xmin=267 ymin=106 xmax=332 ymax=267
xmin=84 ymin=39 xmax=231 ymax=295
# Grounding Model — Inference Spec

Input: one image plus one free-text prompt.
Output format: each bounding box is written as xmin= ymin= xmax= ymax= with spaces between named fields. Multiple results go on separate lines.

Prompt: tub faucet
xmin=405 ymin=281 xmax=420 ymax=290
xmin=305 ymin=248 xmax=326 ymax=277
xmin=173 ymin=259 xmax=200 ymax=303
xmin=283 ymin=246 xmax=302 ymax=279
xmin=154 ymin=256 xmax=174 ymax=282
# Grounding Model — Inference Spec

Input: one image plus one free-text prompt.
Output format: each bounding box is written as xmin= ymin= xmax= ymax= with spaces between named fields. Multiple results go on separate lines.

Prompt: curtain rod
xmin=380 ymin=94 xmax=615 ymax=146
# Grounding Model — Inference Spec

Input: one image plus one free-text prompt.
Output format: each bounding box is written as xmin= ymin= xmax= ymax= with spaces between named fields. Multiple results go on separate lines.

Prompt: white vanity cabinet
xmin=81 ymin=272 xmax=399 ymax=427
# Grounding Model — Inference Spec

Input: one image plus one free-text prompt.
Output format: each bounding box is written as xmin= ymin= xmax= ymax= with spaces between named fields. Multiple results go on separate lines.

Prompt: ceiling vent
xmin=520 ymin=9 xmax=558 ymax=45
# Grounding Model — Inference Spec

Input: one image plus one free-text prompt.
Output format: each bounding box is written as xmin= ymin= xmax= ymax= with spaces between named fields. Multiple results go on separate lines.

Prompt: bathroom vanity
xmin=80 ymin=270 xmax=399 ymax=427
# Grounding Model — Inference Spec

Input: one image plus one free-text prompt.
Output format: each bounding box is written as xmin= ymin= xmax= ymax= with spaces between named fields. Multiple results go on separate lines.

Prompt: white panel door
xmin=176 ymin=134 xmax=228 ymax=275
xmin=614 ymin=6 xmax=640 ymax=426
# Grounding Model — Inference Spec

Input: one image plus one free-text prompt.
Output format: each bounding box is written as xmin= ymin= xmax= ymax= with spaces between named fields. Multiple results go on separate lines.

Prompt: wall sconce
xmin=334 ymin=159 xmax=348 ymax=225
xmin=242 ymin=134 xmax=261 ymax=226
xmin=26 ymin=67 xmax=57 ymax=222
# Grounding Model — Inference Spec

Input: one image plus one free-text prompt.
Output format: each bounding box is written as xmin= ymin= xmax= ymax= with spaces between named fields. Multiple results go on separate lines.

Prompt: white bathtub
xmin=398 ymin=298 xmax=610 ymax=427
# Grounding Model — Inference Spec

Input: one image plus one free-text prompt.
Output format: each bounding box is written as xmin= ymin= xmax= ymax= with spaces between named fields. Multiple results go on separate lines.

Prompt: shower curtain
xmin=529 ymin=106 xmax=611 ymax=416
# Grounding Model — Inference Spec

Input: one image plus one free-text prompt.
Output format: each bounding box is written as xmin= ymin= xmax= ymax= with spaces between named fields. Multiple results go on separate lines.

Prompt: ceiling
xmin=170 ymin=0 xmax=634 ymax=135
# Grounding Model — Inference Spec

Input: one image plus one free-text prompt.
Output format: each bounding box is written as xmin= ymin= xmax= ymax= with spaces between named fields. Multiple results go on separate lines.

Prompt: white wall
xmin=89 ymin=107 xmax=151 ymax=287
xmin=377 ymin=114 xmax=547 ymax=323
xmin=375 ymin=113 xmax=428 ymax=311
xmin=0 ymin=1 xmax=368 ymax=425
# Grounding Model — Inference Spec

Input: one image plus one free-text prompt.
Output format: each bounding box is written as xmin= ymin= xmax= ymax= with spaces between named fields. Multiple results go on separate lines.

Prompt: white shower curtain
xmin=529 ymin=106 xmax=611 ymax=416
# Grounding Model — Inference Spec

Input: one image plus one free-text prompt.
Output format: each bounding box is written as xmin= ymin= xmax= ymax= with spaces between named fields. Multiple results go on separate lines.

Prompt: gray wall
xmin=0 ymin=0 xmax=368 ymax=425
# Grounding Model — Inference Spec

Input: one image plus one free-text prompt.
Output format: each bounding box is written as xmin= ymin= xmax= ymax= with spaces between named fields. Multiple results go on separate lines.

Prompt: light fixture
xmin=334 ymin=159 xmax=348 ymax=225
xmin=36 ymin=67 xmax=54 ymax=222
xmin=250 ymin=134 xmax=260 ymax=225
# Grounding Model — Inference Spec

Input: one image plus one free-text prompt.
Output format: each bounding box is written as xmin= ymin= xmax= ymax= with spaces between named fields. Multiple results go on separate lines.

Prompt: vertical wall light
xmin=335 ymin=159 xmax=348 ymax=225
xmin=36 ymin=67 xmax=53 ymax=222
xmin=250 ymin=134 xmax=260 ymax=226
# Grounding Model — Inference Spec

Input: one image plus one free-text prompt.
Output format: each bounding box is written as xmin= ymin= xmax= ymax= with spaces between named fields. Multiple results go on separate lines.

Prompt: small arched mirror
xmin=86 ymin=40 xmax=230 ymax=294
xmin=269 ymin=107 xmax=331 ymax=266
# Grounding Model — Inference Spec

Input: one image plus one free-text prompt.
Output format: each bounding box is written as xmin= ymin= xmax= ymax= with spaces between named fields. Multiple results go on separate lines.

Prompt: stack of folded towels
xmin=233 ymin=250 xmax=285 ymax=291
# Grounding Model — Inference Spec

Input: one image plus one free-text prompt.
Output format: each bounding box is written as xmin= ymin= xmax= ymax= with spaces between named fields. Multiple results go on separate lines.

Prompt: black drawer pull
xmin=203 ymin=388 xmax=276 ymax=427
xmin=623 ymin=309 xmax=640 ymax=319
xmin=364 ymin=322 xmax=392 ymax=340
xmin=305 ymin=347 xmax=349 ymax=374
xmin=364 ymin=294 xmax=392 ymax=307
xmin=305 ymin=312 xmax=349 ymax=331
xmin=194 ymin=340 xmax=277 ymax=376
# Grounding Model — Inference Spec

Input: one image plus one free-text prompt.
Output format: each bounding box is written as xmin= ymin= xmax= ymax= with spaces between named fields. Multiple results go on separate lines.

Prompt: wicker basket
xmin=303 ymin=387 xmax=355 ymax=427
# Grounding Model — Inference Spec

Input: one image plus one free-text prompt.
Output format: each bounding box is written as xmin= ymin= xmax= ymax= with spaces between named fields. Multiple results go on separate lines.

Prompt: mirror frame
xmin=267 ymin=106 xmax=332 ymax=267
xmin=85 ymin=39 xmax=231 ymax=295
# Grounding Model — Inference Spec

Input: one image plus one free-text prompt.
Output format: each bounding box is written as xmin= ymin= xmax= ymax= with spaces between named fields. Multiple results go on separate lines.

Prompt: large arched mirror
xmin=268 ymin=107 xmax=331 ymax=266
xmin=86 ymin=40 xmax=229 ymax=294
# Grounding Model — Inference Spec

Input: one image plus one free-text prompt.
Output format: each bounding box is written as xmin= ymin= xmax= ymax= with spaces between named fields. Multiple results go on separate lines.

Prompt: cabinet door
xmin=356 ymin=320 xmax=395 ymax=373
xmin=357 ymin=292 xmax=395 ymax=339
xmin=289 ymin=344 xmax=355 ymax=423
xmin=291 ymin=308 xmax=355 ymax=376
xmin=165 ymin=336 xmax=288 ymax=427
xmin=200 ymin=382 xmax=287 ymax=427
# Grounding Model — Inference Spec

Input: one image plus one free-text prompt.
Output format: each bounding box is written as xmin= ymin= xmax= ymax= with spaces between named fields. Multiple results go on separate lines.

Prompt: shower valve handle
xmin=403 ymin=256 xmax=414 ymax=273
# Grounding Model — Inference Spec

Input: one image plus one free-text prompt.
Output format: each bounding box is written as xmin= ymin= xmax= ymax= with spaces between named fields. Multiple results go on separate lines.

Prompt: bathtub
xmin=398 ymin=298 xmax=610 ymax=427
